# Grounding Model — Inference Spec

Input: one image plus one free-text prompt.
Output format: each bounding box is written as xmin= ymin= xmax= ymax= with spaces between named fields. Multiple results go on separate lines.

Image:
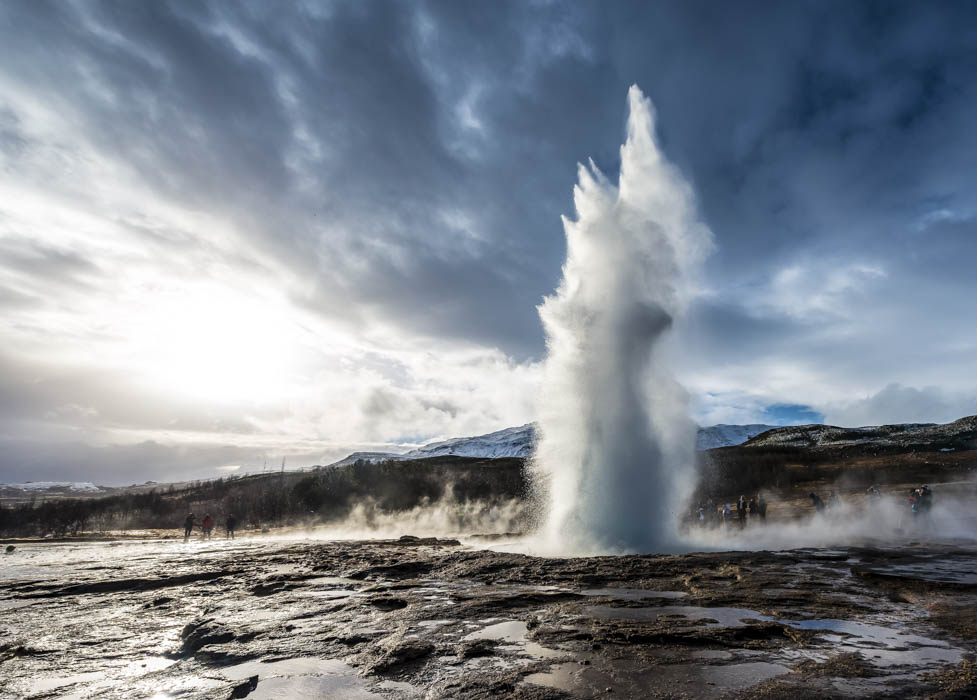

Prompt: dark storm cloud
xmin=4 ymin=1 xmax=977 ymax=356
xmin=2 ymin=0 xmax=977 ymax=483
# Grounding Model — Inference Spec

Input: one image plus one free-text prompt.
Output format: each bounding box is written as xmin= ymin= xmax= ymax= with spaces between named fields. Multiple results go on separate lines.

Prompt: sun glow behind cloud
xmin=121 ymin=282 xmax=300 ymax=403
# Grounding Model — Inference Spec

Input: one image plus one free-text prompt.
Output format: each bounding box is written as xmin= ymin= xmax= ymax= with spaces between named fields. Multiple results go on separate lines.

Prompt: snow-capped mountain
xmin=327 ymin=425 xmax=535 ymax=468
xmin=400 ymin=424 xmax=534 ymax=460
xmin=3 ymin=481 xmax=103 ymax=493
xmin=326 ymin=422 xmax=772 ymax=467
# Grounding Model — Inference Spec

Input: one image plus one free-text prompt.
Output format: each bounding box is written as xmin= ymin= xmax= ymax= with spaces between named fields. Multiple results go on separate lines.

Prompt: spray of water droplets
xmin=531 ymin=86 xmax=713 ymax=554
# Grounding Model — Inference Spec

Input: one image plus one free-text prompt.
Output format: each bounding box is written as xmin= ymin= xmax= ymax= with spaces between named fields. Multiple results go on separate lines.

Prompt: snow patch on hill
xmin=3 ymin=481 xmax=103 ymax=493
xmin=744 ymin=416 xmax=977 ymax=449
xmin=326 ymin=422 xmax=770 ymax=467
xmin=401 ymin=424 xmax=534 ymax=460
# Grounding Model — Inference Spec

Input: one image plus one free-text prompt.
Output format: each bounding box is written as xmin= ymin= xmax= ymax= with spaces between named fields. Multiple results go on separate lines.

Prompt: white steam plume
xmin=532 ymin=86 xmax=713 ymax=554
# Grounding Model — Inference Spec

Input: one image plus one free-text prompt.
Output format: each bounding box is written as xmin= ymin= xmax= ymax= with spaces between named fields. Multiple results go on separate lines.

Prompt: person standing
xmin=809 ymin=493 xmax=825 ymax=512
xmin=226 ymin=513 xmax=237 ymax=539
xmin=183 ymin=513 xmax=195 ymax=541
xmin=201 ymin=513 xmax=214 ymax=539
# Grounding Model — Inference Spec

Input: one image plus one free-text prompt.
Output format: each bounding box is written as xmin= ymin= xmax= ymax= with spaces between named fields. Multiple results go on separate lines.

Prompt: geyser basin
xmin=532 ymin=85 xmax=712 ymax=555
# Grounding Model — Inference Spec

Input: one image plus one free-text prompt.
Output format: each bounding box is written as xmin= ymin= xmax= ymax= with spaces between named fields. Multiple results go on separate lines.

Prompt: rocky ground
xmin=2 ymin=533 xmax=977 ymax=699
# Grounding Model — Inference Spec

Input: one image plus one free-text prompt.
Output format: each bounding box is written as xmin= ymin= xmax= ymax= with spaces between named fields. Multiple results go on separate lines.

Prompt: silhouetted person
xmin=202 ymin=514 xmax=214 ymax=539
xmin=757 ymin=495 xmax=767 ymax=521
xmin=226 ymin=514 xmax=237 ymax=539
xmin=809 ymin=493 xmax=825 ymax=512
xmin=919 ymin=485 xmax=933 ymax=514
xmin=737 ymin=495 xmax=747 ymax=526
xmin=183 ymin=513 xmax=195 ymax=540
xmin=909 ymin=488 xmax=920 ymax=516
xmin=748 ymin=497 xmax=758 ymax=519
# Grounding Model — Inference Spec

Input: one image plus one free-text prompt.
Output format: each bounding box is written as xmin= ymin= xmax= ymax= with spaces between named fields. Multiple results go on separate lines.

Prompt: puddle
xmin=784 ymin=619 xmax=964 ymax=666
xmin=221 ymin=656 xmax=352 ymax=681
xmin=465 ymin=620 xmax=529 ymax=642
xmin=581 ymin=587 xmax=688 ymax=600
xmin=526 ymin=659 xmax=788 ymax=698
xmin=418 ymin=619 xmax=455 ymax=628
xmin=243 ymin=675 xmax=382 ymax=699
xmin=307 ymin=575 xmax=360 ymax=586
xmin=525 ymin=662 xmax=593 ymax=692
xmin=463 ymin=620 xmax=566 ymax=659
xmin=584 ymin=603 xmax=964 ymax=670
xmin=123 ymin=656 xmax=179 ymax=675
xmin=870 ymin=561 xmax=977 ymax=585
xmin=30 ymin=672 xmax=106 ymax=693
xmin=585 ymin=604 xmax=772 ymax=627
xmin=219 ymin=656 xmax=383 ymax=699
xmin=297 ymin=589 xmax=354 ymax=599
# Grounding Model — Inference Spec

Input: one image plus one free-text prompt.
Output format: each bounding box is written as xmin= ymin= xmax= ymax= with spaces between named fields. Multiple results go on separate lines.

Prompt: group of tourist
xmin=807 ymin=484 xmax=936 ymax=517
xmin=182 ymin=512 xmax=238 ymax=540
xmin=909 ymin=485 xmax=934 ymax=516
xmin=692 ymin=494 xmax=768 ymax=528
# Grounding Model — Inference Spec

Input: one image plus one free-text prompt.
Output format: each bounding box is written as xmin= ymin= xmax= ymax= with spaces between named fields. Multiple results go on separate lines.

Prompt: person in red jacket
xmin=202 ymin=513 xmax=214 ymax=539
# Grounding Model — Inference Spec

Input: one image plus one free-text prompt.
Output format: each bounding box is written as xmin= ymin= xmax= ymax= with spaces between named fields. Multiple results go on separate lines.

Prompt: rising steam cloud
xmin=532 ymin=86 xmax=713 ymax=555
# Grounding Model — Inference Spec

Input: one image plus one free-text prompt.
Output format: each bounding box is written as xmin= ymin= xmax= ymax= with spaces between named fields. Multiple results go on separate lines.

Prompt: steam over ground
xmin=531 ymin=86 xmax=713 ymax=555
xmin=686 ymin=486 xmax=977 ymax=552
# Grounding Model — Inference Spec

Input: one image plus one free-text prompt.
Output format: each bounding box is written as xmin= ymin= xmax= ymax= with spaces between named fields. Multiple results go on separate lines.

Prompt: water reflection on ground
xmin=2 ymin=536 xmax=977 ymax=698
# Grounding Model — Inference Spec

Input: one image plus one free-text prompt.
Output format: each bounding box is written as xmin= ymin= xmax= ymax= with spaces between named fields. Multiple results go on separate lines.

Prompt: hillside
xmin=328 ymin=421 xmax=776 ymax=468
xmin=743 ymin=415 xmax=977 ymax=452
xmin=695 ymin=424 xmax=777 ymax=450
xmin=696 ymin=415 xmax=977 ymax=503
xmin=5 ymin=416 xmax=977 ymax=538
xmin=0 ymin=456 xmax=529 ymax=537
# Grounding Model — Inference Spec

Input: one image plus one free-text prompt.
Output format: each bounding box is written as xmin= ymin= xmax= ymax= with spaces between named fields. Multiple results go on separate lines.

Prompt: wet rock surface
xmin=1 ymin=535 xmax=977 ymax=698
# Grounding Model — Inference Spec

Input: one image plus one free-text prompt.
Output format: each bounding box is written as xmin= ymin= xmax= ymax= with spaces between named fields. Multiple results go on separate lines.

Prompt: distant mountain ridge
xmin=327 ymin=422 xmax=779 ymax=468
xmin=2 ymin=481 xmax=102 ymax=493
xmin=328 ymin=424 xmax=535 ymax=468
xmin=742 ymin=416 xmax=977 ymax=450
xmin=695 ymin=424 xmax=779 ymax=451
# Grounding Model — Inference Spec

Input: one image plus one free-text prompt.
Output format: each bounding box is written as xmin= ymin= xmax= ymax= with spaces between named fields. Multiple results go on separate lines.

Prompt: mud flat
xmin=2 ymin=535 xmax=977 ymax=699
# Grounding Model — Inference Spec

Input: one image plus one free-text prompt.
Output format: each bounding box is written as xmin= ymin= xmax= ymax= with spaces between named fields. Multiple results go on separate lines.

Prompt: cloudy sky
xmin=2 ymin=1 xmax=976 ymax=484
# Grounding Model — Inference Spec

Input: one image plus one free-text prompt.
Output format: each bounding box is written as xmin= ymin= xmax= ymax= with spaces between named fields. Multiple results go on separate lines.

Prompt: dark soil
xmin=2 ymin=536 xmax=977 ymax=699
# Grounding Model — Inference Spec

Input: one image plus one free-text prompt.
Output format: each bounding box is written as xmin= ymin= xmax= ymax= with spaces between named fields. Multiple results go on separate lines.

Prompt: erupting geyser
xmin=532 ymin=86 xmax=713 ymax=554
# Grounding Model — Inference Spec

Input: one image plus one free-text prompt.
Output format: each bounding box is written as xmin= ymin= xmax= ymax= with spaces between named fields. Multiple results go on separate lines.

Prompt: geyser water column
xmin=532 ymin=86 xmax=713 ymax=554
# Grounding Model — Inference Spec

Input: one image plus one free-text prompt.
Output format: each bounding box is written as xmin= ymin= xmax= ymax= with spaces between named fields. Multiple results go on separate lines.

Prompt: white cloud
xmin=761 ymin=260 xmax=886 ymax=321
xmin=821 ymin=383 xmax=977 ymax=427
